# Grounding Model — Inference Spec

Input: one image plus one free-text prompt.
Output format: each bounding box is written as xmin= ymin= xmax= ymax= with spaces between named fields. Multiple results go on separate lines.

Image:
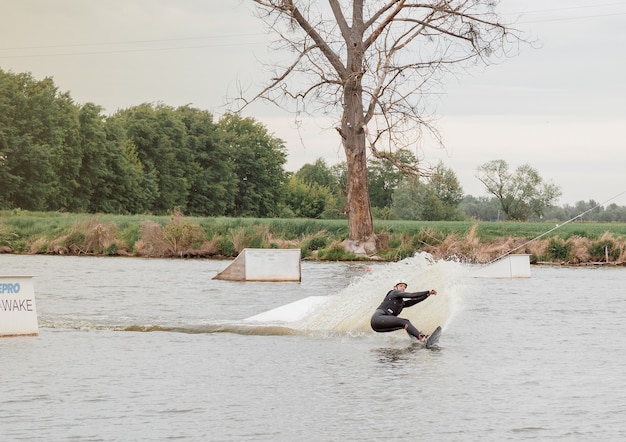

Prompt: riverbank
xmin=1 ymin=210 xmax=625 ymax=265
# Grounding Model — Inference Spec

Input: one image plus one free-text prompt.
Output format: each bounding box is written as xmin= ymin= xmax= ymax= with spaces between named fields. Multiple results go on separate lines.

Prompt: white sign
xmin=0 ymin=276 xmax=39 ymax=336
xmin=473 ymin=254 xmax=531 ymax=279
xmin=244 ymin=249 xmax=301 ymax=281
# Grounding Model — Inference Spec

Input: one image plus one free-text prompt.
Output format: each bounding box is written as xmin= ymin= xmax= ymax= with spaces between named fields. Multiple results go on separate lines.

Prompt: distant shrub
xmin=104 ymin=243 xmax=118 ymax=256
xmin=135 ymin=221 xmax=168 ymax=257
xmin=249 ymin=224 xmax=271 ymax=248
xmin=413 ymin=228 xmax=445 ymax=248
xmin=389 ymin=237 xmax=401 ymax=248
xmin=228 ymin=227 xmax=250 ymax=254
xmin=303 ymin=234 xmax=328 ymax=251
xmin=11 ymin=239 xmax=27 ymax=252
xmin=588 ymin=239 xmax=620 ymax=262
xmin=566 ymin=229 xmax=591 ymax=239
xmin=546 ymin=238 xmax=571 ymax=261
xmin=64 ymin=230 xmax=86 ymax=254
xmin=317 ymin=242 xmax=358 ymax=261
xmin=375 ymin=231 xmax=390 ymax=250
xmin=83 ymin=219 xmax=117 ymax=254
xmin=218 ymin=236 xmax=236 ymax=257
xmin=394 ymin=247 xmax=415 ymax=261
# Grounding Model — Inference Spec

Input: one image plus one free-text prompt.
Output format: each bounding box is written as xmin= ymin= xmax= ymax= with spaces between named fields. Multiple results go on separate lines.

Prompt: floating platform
xmin=213 ymin=248 xmax=302 ymax=282
xmin=473 ymin=254 xmax=531 ymax=278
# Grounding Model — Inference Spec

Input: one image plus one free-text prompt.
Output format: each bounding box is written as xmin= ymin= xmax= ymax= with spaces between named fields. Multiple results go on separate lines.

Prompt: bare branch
xmin=363 ymin=0 xmax=406 ymax=49
xmin=245 ymin=0 xmax=524 ymax=245
xmin=328 ymin=0 xmax=352 ymax=44
xmin=264 ymin=0 xmax=348 ymax=78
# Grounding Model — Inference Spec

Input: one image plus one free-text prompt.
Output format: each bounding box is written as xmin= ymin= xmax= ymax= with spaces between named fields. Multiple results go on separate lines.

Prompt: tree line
xmin=1 ymin=69 xmax=287 ymax=216
xmin=289 ymin=158 xmax=626 ymax=223
xmin=2 ymin=69 xmax=626 ymax=223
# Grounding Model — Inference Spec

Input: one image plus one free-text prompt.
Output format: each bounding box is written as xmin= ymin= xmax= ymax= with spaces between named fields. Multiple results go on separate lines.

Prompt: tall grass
xmin=1 ymin=210 xmax=626 ymax=264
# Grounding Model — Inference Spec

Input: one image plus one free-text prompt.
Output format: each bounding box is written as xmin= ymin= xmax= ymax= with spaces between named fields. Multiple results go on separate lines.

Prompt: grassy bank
xmin=1 ymin=210 xmax=626 ymax=265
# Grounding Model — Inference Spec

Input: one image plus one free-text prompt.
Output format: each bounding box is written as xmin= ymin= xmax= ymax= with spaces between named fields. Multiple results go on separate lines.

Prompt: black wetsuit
xmin=370 ymin=289 xmax=430 ymax=339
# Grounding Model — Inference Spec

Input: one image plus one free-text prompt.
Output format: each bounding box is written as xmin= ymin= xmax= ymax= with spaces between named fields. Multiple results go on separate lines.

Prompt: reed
xmin=1 ymin=210 xmax=625 ymax=264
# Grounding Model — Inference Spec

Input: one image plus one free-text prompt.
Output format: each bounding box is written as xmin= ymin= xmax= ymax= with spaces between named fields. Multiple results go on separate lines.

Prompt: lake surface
xmin=1 ymin=254 xmax=625 ymax=441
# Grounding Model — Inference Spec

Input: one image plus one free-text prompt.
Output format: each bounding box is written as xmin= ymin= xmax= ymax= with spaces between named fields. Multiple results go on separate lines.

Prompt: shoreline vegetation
xmin=1 ymin=210 xmax=626 ymax=266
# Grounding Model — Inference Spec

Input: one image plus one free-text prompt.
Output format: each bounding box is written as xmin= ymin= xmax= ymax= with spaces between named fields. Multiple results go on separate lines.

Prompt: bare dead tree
xmin=243 ymin=0 xmax=520 ymax=254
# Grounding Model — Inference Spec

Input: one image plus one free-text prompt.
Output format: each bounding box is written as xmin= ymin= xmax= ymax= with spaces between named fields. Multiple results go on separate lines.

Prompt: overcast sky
xmin=1 ymin=1 xmax=624 ymax=206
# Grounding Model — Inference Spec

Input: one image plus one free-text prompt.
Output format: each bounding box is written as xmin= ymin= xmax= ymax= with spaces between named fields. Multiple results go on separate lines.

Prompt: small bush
xmin=218 ymin=236 xmax=236 ymax=257
xmin=546 ymin=238 xmax=571 ymax=261
xmin=11 ymin=239 xmax=27 ymax=252
xmin=588 ymin=240 xmax=620 ymax=262
xmin=164 ymin=218 xmax=205 ymax=255
xmin=375 ymin=232 xmax=390 ymax=250
xmin=394 ymin=247 xmax=415 ymax=261
xmin=135 ymin=221 xmax=168 ymax=257
xmin=389 ymin=236 xmax=401 ymax=248
xmin=413 ymin=228 xmax=445 ymax=248
xmin=228 ymin=227 xmax=249 ymax=254
xmin=317 ymin=242 xmax=357 ymax=261
xmin=303 ymin=234 xmax=329 ymax=252
xmin=566 ymin=229 xmax=592 ymax=240
xmin=29 ymin=238 xmax=49 ymax=254
xmin=64 ymin=230 xmax=87 ymax=254
xmin=104 ymin=243 xmax=118 ymax=256
xmin=83 ymin=219 xmax=117 ymax=254
xmin=249 ymin=224 xmax=271 ymax=248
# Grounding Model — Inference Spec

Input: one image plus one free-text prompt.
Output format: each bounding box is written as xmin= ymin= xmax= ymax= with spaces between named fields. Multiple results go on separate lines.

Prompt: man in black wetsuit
xmin=370 ymin=282 xmax=437 ymax=342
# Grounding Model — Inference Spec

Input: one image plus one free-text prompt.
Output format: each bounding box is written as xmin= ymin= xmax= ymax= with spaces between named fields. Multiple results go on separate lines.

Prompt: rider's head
xmin=394 ymin=282 xmax=407 ymax=290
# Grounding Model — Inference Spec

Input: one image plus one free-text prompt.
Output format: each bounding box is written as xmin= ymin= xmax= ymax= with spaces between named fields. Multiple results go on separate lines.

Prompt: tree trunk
xmin=343 ymin=120 xmax=375 ymax=254
xmin=341 ymin=29 xmax=376 ymax=256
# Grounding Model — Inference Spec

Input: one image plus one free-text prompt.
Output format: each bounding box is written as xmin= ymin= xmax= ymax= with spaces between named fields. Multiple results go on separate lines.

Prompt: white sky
xmin=1 ymin=0 xmax=624 ymax=206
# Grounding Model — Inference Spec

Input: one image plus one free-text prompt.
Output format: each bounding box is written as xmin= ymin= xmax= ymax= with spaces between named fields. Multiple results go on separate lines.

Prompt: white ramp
xmin=1 ymin=276 xmax=39 ymax=337
xmin=245 ymin=296 xmax=330 ymax=323
xmin=213 ymin=248 xmax=301 ymax=281
xmin=473 ymin=254 xmax=531 ymax=278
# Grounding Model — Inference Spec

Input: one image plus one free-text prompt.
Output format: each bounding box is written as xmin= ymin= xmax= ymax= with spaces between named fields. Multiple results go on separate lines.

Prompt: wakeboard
xmin=424 ymin=326 xmax=442 ymax=349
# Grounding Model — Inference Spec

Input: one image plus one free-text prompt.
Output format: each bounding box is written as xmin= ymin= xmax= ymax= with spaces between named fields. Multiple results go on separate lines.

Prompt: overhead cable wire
xmin=1 ymin=2 xmax=626 ymax=57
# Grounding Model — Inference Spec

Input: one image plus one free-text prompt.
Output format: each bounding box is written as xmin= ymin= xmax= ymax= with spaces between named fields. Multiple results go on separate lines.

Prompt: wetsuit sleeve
xmin=401 ymin=291 xmax=430 ymax=307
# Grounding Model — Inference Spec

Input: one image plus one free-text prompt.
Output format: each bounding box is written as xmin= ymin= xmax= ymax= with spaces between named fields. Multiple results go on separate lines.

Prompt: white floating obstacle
xmin=213 ymin=248 xmax=302 ymax=282
xmin=473 ymin=254 xmax=531 ymax=278
xmin=0 ymin=276 xmax=39 ymax=337
xmin=245 ymin=296 xmax=330 ymax=323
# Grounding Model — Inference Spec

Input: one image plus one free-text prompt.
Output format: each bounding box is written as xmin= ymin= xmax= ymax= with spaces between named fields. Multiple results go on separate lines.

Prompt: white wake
xmin=296 ymin=253 xmax=470 ymax=336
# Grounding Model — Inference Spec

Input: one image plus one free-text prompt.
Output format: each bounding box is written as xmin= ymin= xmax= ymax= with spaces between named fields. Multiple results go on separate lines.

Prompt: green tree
xmin=391 ymin=177 xmax=424 ymax=220
xmin=177 ymin=106 xmax=236 ymax=216
xmin=73 ymin=103 xmax=110 ymax=211
xmin=295 ymin=158 xmax=337 ymax=191
xmin=111 ymin=104 xmax=192 ymax=214
xmin=329 ymin=162 xmax=348 ymax=217
xmin=367 ymin=155 xmax=404 ymax=209
xmin=0 ymin=70 xmax=69 ymax=210
xmin=392 ymin=176 xmax=450 ymax=221
xmin=284 ymin=176 xmax=332 ymax=218
xmin=98 ymin=118 xmax=158 ymax=213
xmin=427 ymin=162 xmax=465 ymax=220
xmin=460 ymin=195 xmax=501 ymax=221
xmin=295 ymin=158 xmax=345 ymax=218
xmin=47 ymin=90 xmax=82 ymax=211
xmin=391 ymin=163 xmax=465 ymax=221
xmin=0 ymin=69 xmax=19 ymax=207
xmin=217 ymin=114 xmax=287 ymax=217
xmin=475 ymin=159 xmax=562 ymax=221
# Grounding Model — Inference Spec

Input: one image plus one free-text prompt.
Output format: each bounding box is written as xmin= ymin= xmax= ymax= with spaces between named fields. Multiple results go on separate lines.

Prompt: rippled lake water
xmin=2 ymin=254 xmax=625 ymax=441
